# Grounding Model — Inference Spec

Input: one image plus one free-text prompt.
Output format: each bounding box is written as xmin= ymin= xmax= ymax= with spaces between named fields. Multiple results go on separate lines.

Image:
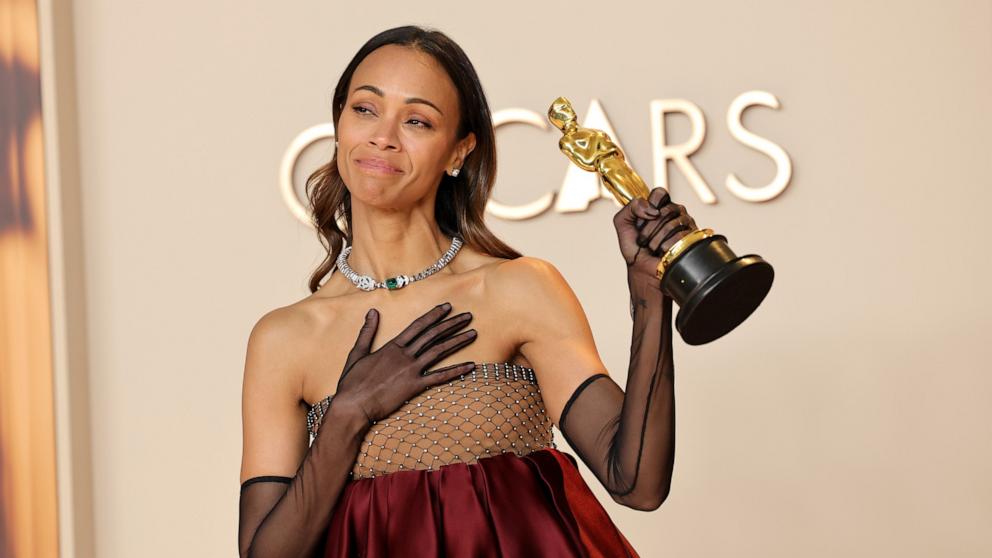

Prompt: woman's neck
xmin=345 ymin=203 xmax=455 ymax=281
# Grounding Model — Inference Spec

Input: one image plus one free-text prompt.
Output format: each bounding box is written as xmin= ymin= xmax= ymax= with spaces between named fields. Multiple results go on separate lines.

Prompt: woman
xmin=239 ymin=25 xmax=697 ymax=558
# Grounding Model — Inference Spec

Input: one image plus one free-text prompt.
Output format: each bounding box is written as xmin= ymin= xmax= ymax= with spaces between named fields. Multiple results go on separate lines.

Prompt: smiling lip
xmin=355 ymin=158 xmax=403 ymax=174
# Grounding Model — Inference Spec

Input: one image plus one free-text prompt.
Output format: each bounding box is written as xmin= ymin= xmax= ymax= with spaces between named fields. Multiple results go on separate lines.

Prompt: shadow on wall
xmin=0 ymin=52 xmax=41 ymax=235
xmin=0 ymin=45 xmax=43 ymax=558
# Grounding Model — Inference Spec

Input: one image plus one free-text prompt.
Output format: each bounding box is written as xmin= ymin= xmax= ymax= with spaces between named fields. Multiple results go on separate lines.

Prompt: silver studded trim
xmin=456 ymin=362 xmax=538 ymax=384
xmin=306 ymin=394 xmax=334 ymax=438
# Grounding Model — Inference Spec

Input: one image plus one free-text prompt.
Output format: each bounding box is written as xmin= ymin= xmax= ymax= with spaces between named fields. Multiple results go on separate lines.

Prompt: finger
xmin=344 ymin=308 xmax=379 ymax=371
xmin=637 ymin=218 xmax=664 ymax=247
xmin=650 ymin=213 xmax=693 ymax=246
xmin=408 ymin=312 xmax=473 ymax=357
xmin=420 ymin=361 xmax=476 ymax=386
xmin=612 ymin=202 xmax=642 ymax=259
xmin=630 ymin=198 xmax=661 ymax=223
xmin=637 ymin=207 xmax=681 ymax=247
xmin=393 ymin=302 xmax=452 ymax=347
xmin=612 ymin=199 xmax=636 ymax=227
xmin=630 ymin=200 xmax=660 ymax=233
xmin=656 ymin=202 xmax=684 ymax=222
xmin=648 ymin=187 xmax=671 ymax=209
xmin=416 ymin=329 xmax=478 ymax=369
xmin=648 ymin=216 xmax=695 ymax=254
xmin=339 ymin=308 xmax=379 ymax=388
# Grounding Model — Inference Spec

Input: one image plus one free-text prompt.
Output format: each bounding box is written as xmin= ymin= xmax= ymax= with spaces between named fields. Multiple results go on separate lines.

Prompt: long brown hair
xmin=304 ymin=26 xmax=522 ymax=293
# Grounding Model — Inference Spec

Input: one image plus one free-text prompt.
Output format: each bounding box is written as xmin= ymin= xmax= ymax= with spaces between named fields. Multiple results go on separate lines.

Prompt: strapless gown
xmin=306 ymin=362 xmax=640 ymax=558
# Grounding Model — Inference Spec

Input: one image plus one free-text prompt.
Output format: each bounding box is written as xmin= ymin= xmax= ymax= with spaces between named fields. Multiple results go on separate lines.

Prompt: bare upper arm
xmin=239 ymin=307 xmax=310 ymax=484
xmin=493 ymin=256 xmax=611 ymax=429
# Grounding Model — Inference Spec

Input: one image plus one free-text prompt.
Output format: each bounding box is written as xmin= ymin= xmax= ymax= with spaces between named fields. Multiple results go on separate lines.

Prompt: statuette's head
xmin=548 ymin=97 xmax=578 ymax=132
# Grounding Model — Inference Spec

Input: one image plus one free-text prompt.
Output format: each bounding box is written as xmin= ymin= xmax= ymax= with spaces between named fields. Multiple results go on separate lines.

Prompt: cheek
xmin=334 ymin=124 xmax=360 ymax=176
xmin=405 ymin=134 xmax=453 ymax=170
xmin=335 ymin=109 xmax=368 ymax=143
xmin=335 ymin=119 xmax=359 ymax=148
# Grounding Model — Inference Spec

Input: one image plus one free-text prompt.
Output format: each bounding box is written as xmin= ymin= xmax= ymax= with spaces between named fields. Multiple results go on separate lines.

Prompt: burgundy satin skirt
xmin=323 ymin=448 xmax=639 ymax=557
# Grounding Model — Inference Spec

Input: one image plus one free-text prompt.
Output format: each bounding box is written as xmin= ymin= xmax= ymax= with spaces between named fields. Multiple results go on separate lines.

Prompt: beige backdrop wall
xmin=47 ymin=0 xmax=992 ymax=556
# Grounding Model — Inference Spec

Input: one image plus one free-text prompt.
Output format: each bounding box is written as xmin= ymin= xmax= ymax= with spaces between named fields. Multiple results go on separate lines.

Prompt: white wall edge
xmin=37 ymin=0 xmax=93 ymax=556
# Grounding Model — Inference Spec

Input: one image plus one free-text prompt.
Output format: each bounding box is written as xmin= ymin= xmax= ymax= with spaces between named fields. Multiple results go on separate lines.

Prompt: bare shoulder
xmin=488 ymin=256 xmax=576 ymax=314
xmin=248 ymin=304 xmax=313 ymax=362
xmin=243 ymin=298 xmax=337 ymax=397
xmin=486 ymin=255 xmax=588 ymax=348
xmin=488 ymin=257 xmax=608 ymax=427
xmin=240 ymin=300 xmax=338 ymax=481
xmin=489 ymin=255 xmax=565 ymax=288
xmin=249 ymin=303 xmax=312 ymax=347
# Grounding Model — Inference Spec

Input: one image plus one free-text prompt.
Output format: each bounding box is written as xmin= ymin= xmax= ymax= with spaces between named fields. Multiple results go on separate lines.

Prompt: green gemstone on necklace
xmin=385 ymin=277 xmax=401 ymax=290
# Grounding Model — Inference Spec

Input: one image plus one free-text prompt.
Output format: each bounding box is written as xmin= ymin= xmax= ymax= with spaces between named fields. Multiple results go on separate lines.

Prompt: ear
xmin=449 ymin=132 xmax=477 ymax=170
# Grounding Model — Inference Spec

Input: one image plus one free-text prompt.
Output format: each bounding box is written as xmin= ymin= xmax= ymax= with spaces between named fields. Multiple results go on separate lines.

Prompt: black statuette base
xmin=660 ymin=235 xmax=774 ymax=345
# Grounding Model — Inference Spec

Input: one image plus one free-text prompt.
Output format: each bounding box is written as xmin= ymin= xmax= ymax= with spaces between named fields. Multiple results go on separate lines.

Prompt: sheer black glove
xmin=238 ymin=303 xmax=479 ymax=557
xmin=616 ymin=187 xmax=698 ymax=286
xmin=558 ymin=187 xmax=695 ymax=511
xmin=334 ymin=303 xmax=480 ymax=423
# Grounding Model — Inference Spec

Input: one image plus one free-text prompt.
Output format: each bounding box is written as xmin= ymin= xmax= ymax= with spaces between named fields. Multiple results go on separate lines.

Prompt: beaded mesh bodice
xmin=306 ymin=362 xmax=557 ymax=480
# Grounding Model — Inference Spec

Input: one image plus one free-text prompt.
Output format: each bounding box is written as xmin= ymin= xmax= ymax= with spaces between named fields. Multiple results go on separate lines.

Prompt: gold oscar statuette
xmin=548 ymin=96 xmax=775 ymax=344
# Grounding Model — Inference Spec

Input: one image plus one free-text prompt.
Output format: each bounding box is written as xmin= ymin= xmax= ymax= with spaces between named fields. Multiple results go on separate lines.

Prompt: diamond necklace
xmin=336 ymin=235 xmax=464 ymax=291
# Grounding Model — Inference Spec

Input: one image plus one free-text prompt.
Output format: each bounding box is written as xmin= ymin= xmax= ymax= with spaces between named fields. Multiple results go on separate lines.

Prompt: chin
xmin=348 ymin=180 xmax=406 ymax=209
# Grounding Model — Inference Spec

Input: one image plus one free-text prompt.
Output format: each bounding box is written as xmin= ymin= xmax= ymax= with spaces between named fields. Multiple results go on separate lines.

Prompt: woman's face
xmin=336 ymin=44 xmax=476 ymax=209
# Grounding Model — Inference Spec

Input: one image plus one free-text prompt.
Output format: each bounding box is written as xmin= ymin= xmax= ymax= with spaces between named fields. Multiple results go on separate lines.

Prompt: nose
xmin=367 ymin=115 xmax=400 ymax=151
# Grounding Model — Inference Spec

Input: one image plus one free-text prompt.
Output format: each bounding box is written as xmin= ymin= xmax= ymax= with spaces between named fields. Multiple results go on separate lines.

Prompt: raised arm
xmin=557 ymin=273 xmax=675 ymax=512
xmin=510 ymin=188 xmax=696 ymax=512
